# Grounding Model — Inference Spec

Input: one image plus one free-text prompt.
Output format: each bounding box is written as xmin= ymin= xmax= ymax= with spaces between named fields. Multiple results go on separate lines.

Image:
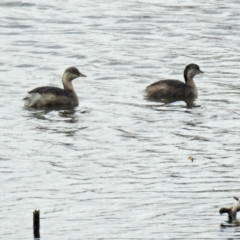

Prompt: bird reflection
xmin=23 ymin=105 xmax=87 ymax=123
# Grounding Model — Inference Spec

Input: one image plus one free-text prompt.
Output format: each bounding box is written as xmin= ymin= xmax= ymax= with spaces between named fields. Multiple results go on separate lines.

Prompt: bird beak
xmin=79 ymin=73 xmax=86 ymax=77
xmin=199 ymin=70 xmax=204 ymax=74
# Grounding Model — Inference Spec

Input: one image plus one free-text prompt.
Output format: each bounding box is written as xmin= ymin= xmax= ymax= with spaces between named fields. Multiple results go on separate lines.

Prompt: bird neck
xmin=186 ymin=78 xmax=196 ymax=88
xmin=186 ymin=78 xmax=198 ymax=97
xmin=62 ymin=72 xmax=75 ymax=92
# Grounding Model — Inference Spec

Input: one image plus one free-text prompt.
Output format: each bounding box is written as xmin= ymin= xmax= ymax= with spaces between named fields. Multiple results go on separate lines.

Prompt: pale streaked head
xmin=184 ymin=63 xmax=203 ymax=82
xmin=64 ymin=67 xmax=87 ymax=80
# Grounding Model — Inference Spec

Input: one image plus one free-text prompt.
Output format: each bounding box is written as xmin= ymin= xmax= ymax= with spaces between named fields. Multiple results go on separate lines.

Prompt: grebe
xmin=219 ymin=196 xmax=240 ymax=223
xmin=23 ymin=67 xmax=86 ymax=107
xmin=145 ymin=63 xmax=203 ymax=108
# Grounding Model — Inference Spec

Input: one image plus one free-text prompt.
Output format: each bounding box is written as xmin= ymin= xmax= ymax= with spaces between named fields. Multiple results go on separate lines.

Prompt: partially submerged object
xmin=219 ymin=196 xmax=240 ymax=227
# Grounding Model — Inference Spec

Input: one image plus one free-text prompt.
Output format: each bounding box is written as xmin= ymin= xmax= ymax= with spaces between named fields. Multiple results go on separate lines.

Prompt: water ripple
xmin=0 ymin=0 xmax=240 ymax=239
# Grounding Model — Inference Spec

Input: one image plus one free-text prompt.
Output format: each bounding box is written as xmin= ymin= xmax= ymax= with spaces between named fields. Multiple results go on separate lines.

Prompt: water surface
xmin=0 ymin=0 xmax=240 ymax=239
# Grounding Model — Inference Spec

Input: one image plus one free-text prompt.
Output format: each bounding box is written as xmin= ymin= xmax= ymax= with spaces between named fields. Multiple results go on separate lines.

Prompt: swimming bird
xmin=219 ymin=196 xmax=240 ymax=223
xmin=145 ymin=63 xmax=203 ymax=108
xmin=23 ymin=67 xmax=86 ymax=107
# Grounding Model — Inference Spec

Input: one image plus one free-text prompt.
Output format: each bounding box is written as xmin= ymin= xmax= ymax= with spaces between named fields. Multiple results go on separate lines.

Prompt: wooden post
xmin=33 ymin=210 xmax=40 ymax=238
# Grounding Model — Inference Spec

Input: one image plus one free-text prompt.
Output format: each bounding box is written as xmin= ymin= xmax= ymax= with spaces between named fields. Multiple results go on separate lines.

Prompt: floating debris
xmin=188 ymin=156 xmax=194 ymax=162
xmin=219 ymin=196 xmax=240 ymax=227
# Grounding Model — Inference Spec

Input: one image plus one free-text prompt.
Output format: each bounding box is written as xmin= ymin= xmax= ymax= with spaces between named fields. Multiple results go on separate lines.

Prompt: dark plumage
xmin=65 ymin=67 xmax=81 ymax=76
xmin=23 ymin=67 xmax=86 ymax=107
xmin=145 ymin=63 xmax=203 ymax=108
xmin=28 ymin=86 xmax=74 ymax=98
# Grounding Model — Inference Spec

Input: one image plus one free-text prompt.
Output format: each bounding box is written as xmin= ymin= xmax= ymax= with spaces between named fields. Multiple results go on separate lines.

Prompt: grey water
xmin=0 ymin=0 xmax=240 ymax=239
